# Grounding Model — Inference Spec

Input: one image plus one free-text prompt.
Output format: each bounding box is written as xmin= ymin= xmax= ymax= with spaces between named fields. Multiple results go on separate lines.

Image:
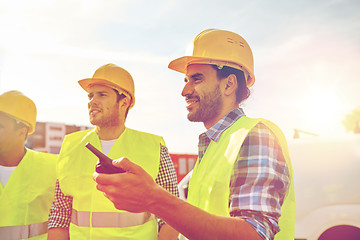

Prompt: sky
xmin=0 ymin=0 xmax=359 ymax=153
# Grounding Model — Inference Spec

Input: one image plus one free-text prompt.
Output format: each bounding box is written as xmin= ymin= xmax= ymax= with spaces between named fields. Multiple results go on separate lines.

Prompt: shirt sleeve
xmin=155 ymin=145 xmax=179 ymax=197
xmin=155 ymin=145 xmax=180 ymax=229
xmin=48 ymin=179 xmax=73 ymax=229
xmin=229 ymin=123 xmax=290 ymax=240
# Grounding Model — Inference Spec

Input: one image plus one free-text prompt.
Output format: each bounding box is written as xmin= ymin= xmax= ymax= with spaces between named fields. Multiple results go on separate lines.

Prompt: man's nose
xmin=88 ymin=96 xmax=98 ymax=107
xmin=181 ymin=82 xmax=193 ymax=97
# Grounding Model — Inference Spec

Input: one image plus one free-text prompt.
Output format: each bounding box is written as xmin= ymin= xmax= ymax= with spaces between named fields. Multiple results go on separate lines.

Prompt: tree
xmin=342 ymin=106 xmax=360 ymax=133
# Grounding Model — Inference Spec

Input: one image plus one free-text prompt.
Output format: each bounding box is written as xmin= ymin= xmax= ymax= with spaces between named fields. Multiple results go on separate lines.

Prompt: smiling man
xmin=47 ymin=64 xmax=179 ymax=240
xmin=182 ymin=65 xmax=227 ymax=128
xmin=93 ymin=29 xmax=295 ymax=240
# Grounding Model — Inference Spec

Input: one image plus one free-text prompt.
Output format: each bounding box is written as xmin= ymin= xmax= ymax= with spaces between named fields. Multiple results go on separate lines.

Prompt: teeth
xmin=186 ymin=97 xmax=198 ymax=103
xmin=186 ymin=98 xmax=198 ymax=107
xmin=90 ymin=110 xmax=100 ymax=116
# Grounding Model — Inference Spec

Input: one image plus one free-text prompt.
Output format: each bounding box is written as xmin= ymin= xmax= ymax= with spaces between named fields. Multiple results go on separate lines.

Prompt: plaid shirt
xmin=48 ymin=145 xmax=179 ymax=230
xmin=198 ymin=108 xmax=290 ymax=240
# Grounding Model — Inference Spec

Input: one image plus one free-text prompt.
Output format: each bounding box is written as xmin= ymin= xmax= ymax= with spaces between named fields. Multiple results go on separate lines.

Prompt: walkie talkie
xmin=85 ymin=142 xmax=126 ymax=174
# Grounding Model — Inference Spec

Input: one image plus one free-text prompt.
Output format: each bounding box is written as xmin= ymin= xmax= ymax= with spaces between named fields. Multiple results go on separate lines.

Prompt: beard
xmin=90 ymin=104 xmax=121 ymax=127
xmin=187 ymin=85 xmax=223 ymax=123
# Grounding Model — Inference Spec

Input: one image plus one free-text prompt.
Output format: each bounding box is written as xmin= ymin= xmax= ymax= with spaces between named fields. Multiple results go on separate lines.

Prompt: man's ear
xmin=16 ymin=126 xmax=28 ymax=140
xmin=223 ymin=74 xmax=238 ymax=96
xmin=120 ymin=97 xmax=130 ymax=108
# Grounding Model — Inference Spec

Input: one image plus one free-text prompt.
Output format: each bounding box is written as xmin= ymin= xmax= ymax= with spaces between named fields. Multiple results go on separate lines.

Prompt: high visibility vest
xmin=0 ymin=149 xmax=57 ymax=240
xmin=186 ymin=117 xmax=295 ymax=240
xmin=58 ymin=128 xmax=164 ymax=240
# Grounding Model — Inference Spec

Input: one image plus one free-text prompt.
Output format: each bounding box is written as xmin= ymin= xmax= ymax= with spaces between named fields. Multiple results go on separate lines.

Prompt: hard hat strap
xmin=187 ymin=59 xmax=250 ymax=82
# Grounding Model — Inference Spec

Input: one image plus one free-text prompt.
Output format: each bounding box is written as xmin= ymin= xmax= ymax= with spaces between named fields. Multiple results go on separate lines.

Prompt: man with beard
xmin=93 ymin=29 xmax=295 ymax=240
xmin=47 ymin=64 xmax=179 ymax=240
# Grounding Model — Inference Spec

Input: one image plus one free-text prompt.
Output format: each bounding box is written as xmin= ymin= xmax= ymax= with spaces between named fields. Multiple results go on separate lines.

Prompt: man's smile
xmin=89 ymin=108 xmax=102 ymax=116
xmin=185 ymin=96 xmax=199 ymax=109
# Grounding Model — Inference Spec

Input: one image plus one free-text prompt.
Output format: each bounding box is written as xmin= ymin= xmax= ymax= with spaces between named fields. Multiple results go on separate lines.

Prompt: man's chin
xmin=187 ymin=113 xmax=202 ymax=122
xmin=89 ymin=118 xmax=99 ymax=126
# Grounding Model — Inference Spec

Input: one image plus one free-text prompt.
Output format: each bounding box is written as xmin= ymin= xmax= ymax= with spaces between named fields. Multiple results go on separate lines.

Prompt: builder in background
xmin=93 ymin=29 xmax=295 ymax=240
xmin=47 ymin=64 xmax=179 ymax=240
xmin=0 ymin=90 xmax=57 ymax=239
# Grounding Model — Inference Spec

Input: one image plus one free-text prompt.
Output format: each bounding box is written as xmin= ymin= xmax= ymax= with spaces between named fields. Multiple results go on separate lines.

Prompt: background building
xmin=26 ymin=121 xmax=92 ymax=154
xmin=26 ymin=121 xmax=197 ymax=182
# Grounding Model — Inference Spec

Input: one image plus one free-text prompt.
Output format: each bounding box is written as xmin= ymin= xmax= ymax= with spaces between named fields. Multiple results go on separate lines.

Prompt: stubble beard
xmin=187 ymin=85 xmax=223 ymax=123
xmin=90 ymin=104 xmax=121 ymax=128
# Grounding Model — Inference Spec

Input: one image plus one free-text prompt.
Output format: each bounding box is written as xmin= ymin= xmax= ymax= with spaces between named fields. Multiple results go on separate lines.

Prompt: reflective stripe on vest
xmin=0 ymin=221 xmax=48 ymax=240
xmin=71 ymin=209 xmax=156 ymax=228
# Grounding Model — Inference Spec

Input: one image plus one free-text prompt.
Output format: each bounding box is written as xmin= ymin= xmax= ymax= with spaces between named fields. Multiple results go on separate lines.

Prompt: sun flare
xmin=299 ymin=87 xmax=347 ymax=135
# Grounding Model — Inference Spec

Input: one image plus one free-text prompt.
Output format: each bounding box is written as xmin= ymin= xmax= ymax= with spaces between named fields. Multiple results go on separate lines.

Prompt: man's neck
xmin=203 ymin=105 xmax=239 ymax=130
xmin=96 ymin=125 xmax=126 ymax=140
xmin=0 ymin=146 xmax=26 ymax=167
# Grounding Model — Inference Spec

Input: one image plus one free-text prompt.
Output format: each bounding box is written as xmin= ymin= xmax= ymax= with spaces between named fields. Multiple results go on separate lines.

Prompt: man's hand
xmin=93 ymin=157 xmax=160 ymax=213
xmin=93 ymin=158 xmax=262 ymax=240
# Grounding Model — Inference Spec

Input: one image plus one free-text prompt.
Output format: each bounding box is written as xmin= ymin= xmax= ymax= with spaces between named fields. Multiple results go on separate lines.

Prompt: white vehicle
xmin=178 ymin=135 xmax=360 ymax=240
xmin=290 ymin=135 xmax=360 ymax=240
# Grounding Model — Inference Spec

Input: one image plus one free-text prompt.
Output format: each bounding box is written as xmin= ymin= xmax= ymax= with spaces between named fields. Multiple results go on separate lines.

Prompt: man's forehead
xmin=185 ymin=64 xmax=216 ymax=78
xmin=88 ymin=84 xmax=114 ymax=93
xmin=0 ymin=112 xmax=16 ymax=123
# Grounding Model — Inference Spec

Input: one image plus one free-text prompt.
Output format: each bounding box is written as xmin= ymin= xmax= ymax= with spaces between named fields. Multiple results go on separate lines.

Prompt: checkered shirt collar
xmin=205 ymin=108 xmax=245 ymax=142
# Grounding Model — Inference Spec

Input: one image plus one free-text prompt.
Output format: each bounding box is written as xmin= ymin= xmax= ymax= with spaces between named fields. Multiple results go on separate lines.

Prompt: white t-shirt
xmin=0 ymin=165 xmax=16 ymax=187
xmin=100 ymin=139 xmax=117 ymax=156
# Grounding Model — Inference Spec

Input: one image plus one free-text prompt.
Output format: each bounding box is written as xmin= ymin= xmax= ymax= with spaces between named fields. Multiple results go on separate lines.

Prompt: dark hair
xmin=113 ymin=89 xmax=130 ymax=117
xmin=113 ymin=89 xmax=127 ymax=103
xmin=211 ymin=65 xmax=250 ymax=104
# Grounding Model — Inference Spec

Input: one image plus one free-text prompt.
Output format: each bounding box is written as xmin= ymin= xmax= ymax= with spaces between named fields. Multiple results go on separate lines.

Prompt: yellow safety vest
xmin=187 ymin=117 xmax=295 ymax=240
xmin=0 ymin=149 xmax=57 ymax=240
xmin=58 ymin=128 xmax=164 ymax=240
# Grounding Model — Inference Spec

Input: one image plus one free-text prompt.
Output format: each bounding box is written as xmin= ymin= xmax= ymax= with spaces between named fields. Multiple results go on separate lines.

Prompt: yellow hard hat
xmin=78 ymin=63 xmax=135 ymax=108
xmin=168 ymin=29 xmax=255 ymax=87
xmin=0 ymin=90 xmax=37 ymax=134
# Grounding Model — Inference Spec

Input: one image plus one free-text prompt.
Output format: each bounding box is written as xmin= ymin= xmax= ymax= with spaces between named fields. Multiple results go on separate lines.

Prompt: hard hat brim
xmin=0 ymin=90 xmax=36 ymax=135
xmin=78 ymin=78 xmax=135 ymax=108
xmin=168 ymin=56 xmax=255 ymax=87
xmin=0 ymin=111 xmax=34 ymax=135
